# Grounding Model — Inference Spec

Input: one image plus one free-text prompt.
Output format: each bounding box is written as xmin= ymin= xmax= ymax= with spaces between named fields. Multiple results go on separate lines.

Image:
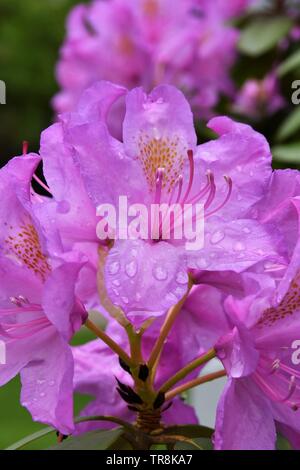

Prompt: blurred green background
xmin=0 ymin=0 xmax=299 ymax=450
xmin=0 ymin=0 xmax=88 ymax=164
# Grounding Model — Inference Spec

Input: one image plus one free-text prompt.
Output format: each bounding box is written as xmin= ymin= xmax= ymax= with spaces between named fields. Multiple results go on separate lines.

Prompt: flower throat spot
xmin=257 ymin=271 xmax=300 ymax=327
xmin=137 ymin=134 xmax=186 ymax=194
xmin=4 ymin=220 xmax=51 ymax=282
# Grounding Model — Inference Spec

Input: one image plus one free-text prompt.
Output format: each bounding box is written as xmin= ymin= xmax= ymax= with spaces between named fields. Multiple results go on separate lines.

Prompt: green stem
xmin=5 ymin=415 xmax=135 ymax=451
xmin=148 ymin=276 xmax=193 ymax=375
xmin=85 ymin=318 xmax=134 ymax=367
xmin=165 ymin=369 xmax=226 ymax=401
xmin=159 ymin=348 xmax=216 ymax=393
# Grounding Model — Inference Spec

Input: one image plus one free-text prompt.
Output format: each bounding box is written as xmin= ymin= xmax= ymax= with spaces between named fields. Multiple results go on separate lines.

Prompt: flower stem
xmin=85 ymin=318 xmax=133 ymax=367
xmin=148 ymin=276 xmax=193 ymax=373
xmin=159 ymin=348 xmax=216 ymax=393
xmin=165 ymin=369 xmax=226 ymax=401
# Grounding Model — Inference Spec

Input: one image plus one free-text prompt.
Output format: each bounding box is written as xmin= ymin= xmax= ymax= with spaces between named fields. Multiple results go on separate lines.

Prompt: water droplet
xmin=176 ymin=271 xmax=188 ymax=285
xmin=112 ymin=288 xmax=119 ymax=297
xmin=121 ymin=296 xmax=129 ymax=305
xmin=112 ymin=280 xmax=120 ymax=287
xmin=49 ymin=380 xmax=55 ymax=387
xmin=39 ymin=392 xmax=46 ymax=398
xmin=135 ymin=292 xmax=141 ymax=301
xmin=37 ymin=379 xmax=46 ymax=385
xmin=165 ymin=293 xmax=178 ymax=305
xmin=153 ymin=265 xmax=168 ymax=281
xmin=236 ymin=165 xmax=242 ymax=173
xmin=57 ymin=200 xmax=70 ymax=214
xmin=218 ymin=349 xmax=226 ymax=359
xmin=125 ymin=260 xmax=138 ymax=278
xmin=196 ymin=258 xmax=208 ymax=269
xmin=243 ymin=227 xmax=251 ymax=234
xmin=210 ymin=230 xmax=225 ymax=245
xmin=174 ymin=287 xmax=185 ymax=298
xmin=234 ymin=242 xmax=245 ymax=252
xmin=108 ymin=261 xmax=120 ymax=275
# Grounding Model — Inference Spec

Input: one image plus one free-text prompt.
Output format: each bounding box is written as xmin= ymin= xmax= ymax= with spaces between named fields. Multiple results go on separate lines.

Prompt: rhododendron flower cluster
xmin=1 ymin=78 xmax=299 ymax=450
xmin=53 ymin=0 xmax=253 ymax=121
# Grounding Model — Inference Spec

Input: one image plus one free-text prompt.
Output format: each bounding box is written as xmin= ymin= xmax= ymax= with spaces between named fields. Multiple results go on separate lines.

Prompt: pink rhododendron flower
xmin=0 ymin=155 xmax=87 ymax=434
xmin=182 ymin=169 xmax=300 ymax=449
xmin=234 ymin=73 xmax=285 ymax=119
xmin=40 ymin=81 xmax=282 ymax=320
xmin=53 ymin=0 xmax=250 ymax=121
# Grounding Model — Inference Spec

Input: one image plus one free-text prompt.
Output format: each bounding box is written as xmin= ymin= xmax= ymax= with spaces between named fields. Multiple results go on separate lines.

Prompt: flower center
xmin=1 ymin=296 xmax=50 ymax=339
xmin=138 ymin=134 xmax=186 ymax=194
xmin=257 ymin=271 xmax=300 ymax=328
xmin=4 ymin=219 xmax=51 ymax=282
xmin=255 ymin=355 xmax=300 ymax=411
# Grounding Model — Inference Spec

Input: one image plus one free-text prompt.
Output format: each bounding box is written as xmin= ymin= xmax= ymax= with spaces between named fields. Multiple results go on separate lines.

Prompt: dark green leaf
xmin=239 ymin=17 xmax=292 ymax=57
xmin=174 ymin=437 xmax=213 ymax=450
xmin=272 ymin=143 xmax=300 ymax=164
xmin=276 ymin=434 xmax=292 ymax=450
xmin=164 ymin=424 xmax=214 ymax=439
xmin=49 ymin=428 xmax=123 ymax=450
xmin=107 ymin=435 xmax=133 ymax=450
xmin=276 ymin=107 xmax=300 ymax=141
xmin=278 ymin=50 xmax=300 ymax=77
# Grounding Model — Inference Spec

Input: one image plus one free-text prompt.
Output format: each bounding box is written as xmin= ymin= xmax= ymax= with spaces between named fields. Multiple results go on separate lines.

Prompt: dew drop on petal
xmin=234 ymin=242 xmax=245 ymax=252
xmin=218 ymin=349 xmax=226 ymax=359
xmin=176 ymin=271 xmax=188 ymax=285
xmin=196 ymin=258 xmax=208 ymax=269
xmin=39 ymin=392 xmax=46 ymax=398
xmin=112 ymin=280 xmax=120 ymax=287
xmin=108 ymin=261 xmax=120 ymax=275
xmin=37 ymin=379 xmax=46 ymax=385
xmin=49 ymin=380 xmax=55 ymax=387
xmin=121 ymin=296 xmax=129 ymax=305
xmin=153 ymin=265 xmax=168 ymax=281
xmin=243 ymin=227 xmax=251 ymax=234
xmin=125 ymin=260 xmax=138 ymax=278
xmin=210 ymin=230 xmax=225 ymax=245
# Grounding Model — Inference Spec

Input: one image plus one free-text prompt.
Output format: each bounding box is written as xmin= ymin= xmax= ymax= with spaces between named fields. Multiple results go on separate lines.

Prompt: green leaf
xmin=276 ymin=434 xmax=292 ymax=450
xmin=278 ymin=50 xmax=300 ymax=77
xmin=49 ymin=428 xmax=124 ymax=450
xmin=107 ymin=435 xmax=133 ymax=450
xmin=174 ymin=437 xmax=212 ymax=450
xmin=164 ymin=424 xmax=214 ymax=439
xmin=272 ymin=143 xmax=300 ymax=164
xmin=5 ymin=426 xmax=54 ymax=450
xmin=276 ymin=107 xmax=300 ymax=141
xmin=239 ymin=17 xmax=293 ymax=56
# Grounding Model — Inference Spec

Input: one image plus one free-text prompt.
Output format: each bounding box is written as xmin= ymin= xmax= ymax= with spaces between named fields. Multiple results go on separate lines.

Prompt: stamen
xmin=203 ymin=172 xmax=216 ymax=210
xmin=205 ymin=176 xmax=233 ymax=218
xmin=154 ymin=167 xmax=165 ymax=205
xmin=168 ymin=175 xmax=183 ymax=205
xmin=22 ymin=141 xmax=52 ymax=196
xmin=187 ymin=172 xmax=211 ymax=205
xmin=22 ymin=141 xmax=29 ymax=155
xmin=181 ymin=150 xmax=195 ymax=204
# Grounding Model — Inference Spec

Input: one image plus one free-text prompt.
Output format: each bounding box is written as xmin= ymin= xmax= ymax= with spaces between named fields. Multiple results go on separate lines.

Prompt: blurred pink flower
xmin=53 ymin=0 xmax=250 ymax=122
xmin=234 ymin=73 xmax=285 ymax=119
